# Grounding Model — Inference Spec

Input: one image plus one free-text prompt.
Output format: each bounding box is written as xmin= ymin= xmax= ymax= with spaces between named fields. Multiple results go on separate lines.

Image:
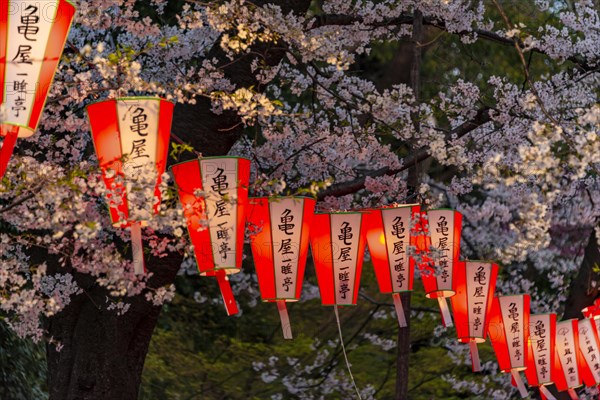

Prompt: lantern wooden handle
xmin=0 ymin=129 xmax=18 ymax=179
xmin=437 ymin=297 xmax=453 ymax=327
xmin=539 ymin=386 xmax=556 ymax=400
xmin=511 ymin=370 xmax=528 ymax=398
xmin=469 ymin=341 xmax=481 ymax=372
xmin=276 ymin=301 xmax=292 ymax=339
xmin=130 ymin=222 xmax=146 ymax=274
xmin=216 ymin=270 xmax=239 ymax=316
xmin=392 ymin=293 xmax=407 ymax=328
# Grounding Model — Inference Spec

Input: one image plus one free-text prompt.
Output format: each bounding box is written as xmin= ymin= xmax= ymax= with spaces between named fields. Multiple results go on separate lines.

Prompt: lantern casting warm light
xmin=451 ymin=260 xmax=498 ymax=372
xmin=87 ymin=97 xmax=173 ymax=274
xmin=365 ymin=204 xmax=419 ymax=327
xmin=419 ymin=209 xmax=462 ymax=327
xmin=525 ymin=313 xmax=556 ymax=400
xmin=487 ymin=294 xmax=530 ymax=398
xmin=553 ymin=319 xmax=582 ymax=399
xmin=310 ymin=212 xmax=367 ymax=307
xmin=576 ymin=318 xmax=600 ymax=388
xmin=171 ymin=156 xmax=250 ymax=316
xmin=1 ymin=0 xmax=76 ymax=177
xmin=248 ymin=196 xmax=316 ymax=339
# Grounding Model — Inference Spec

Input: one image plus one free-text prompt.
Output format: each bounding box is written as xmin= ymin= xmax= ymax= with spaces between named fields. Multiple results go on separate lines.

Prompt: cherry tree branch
xmin=317 ymin=107 xmax=491 ymax=200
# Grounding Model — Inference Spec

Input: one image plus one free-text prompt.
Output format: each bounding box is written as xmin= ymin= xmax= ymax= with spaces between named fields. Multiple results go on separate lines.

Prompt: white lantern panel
xmin=530 ymin=314 xmax=552 ymax=385
xmin=331 ymin=213 xmax=362 ymax=305
xmin=381 ymin=207 xmax=411 ymax=292
xmin=200 ymin=158 xmax=239 ymax=268
xmin=269 ymin=198 xmax=305 ymax=299
xmin=556 ymin=320 xmax=580 ymax=388
xmin=4 ymin=0 xmax=57 ymax=127
xmin=465 ymin=261 xmax=492 ymax=338
xmin=578 ymin=319 xmax=600 ymax=384
xmin=427 ymin=210 xmax=455 ymax=292
xmin=117 ymin=99 xmax=160 ymax=220
xmin=499 ymin=295 xmax=526 ymax=369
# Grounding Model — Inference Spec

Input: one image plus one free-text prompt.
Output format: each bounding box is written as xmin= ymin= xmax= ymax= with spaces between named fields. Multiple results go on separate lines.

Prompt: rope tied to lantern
xmin=417 ymin=209 xmax=462 ymax=328
xmin=365 ymin=204 xmax=420 ymax=328
xmin=488 ymin=294 xmax=531 ymax=398
xmin=451 ymin=260 xmax=498 ymax=372
xmin=0 ymin=0 xmax=76 ymax=177
xmin=247 ymin=196 xmax=316 ymax=339
xmin=171 ymin=156 xmax=251 ymax=316
xmin=86 ymin=97 xmax=174 ymax=274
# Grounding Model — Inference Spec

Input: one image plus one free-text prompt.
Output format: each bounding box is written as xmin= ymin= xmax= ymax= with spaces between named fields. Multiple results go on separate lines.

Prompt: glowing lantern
xmin=419 ymin=209 xmax=462 ymax=327
xmin=87 ymin=97 xmax=173 ymax=274
xmin=365 ymin=204 xmax=419 ymax=327
xmin=553 ymin=319 xmax=582 ymax=399
xmin=487 ymin=294 xmax=530 ymax=398
xmin=451 ymin=260 xmax=498 ymax=372
xmin=576 ymin=318 xmax=600 ymax=388
xmin=310 ymin=212 xmax=368 ymax=306
xmin=525 ymin=313 xmax=557 ymax=400
xmin=247 ymin=196 xmax=316 ymax=339
xmin=171 ymin=156 xmax=250 ymax=316
xmin=0 ymin=0 xmax=76 ymax=177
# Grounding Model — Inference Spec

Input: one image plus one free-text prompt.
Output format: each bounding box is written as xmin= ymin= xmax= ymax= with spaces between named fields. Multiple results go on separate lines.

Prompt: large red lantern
xmin=451 ymin=260 xmax=498 ymax=372
xmin=171 ymin=156 xmax=250 ymax=316
xmin=525 ymin=313 xmax=556 ymax=400
xmin=87 ymin=97 xmax=173 ymax=274
xmin=310 ymin=212 xmax=368 ymax=306
xmin=0 ymin=0 xmax=76 ymax=177
xmin=247 ymin=196 xmax=316 ymax=339
xmin=365 ymin=204 xmax=419 ymax=327
xmin=487 ymin=294 xmax=530 ymax=398
xmin=419 ymin=209 xmax=462 ymax=327
xmin=576 ymin=318 xmax=600 ymax=387
xmin=553 ymin=319 xmax=582 ymax=399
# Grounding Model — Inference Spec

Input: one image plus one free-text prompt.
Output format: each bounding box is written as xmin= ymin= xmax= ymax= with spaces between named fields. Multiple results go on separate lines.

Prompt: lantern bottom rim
xmin=1 ymin=123 xmax=35 ymax=138
xmin=321 ymin=303 xmax=358 ymax=307
xmin=503 ymin=367 xmax=526 ymax=373
xmin=263 ymin=298 xmax=300 ymax=303
xmin=425 ymin=290 xmax=455 ymax=299
xmin=200 ymin=268 xmax=241 ymax=277
xmin=458 ymin=337 xmax=485 ymax=344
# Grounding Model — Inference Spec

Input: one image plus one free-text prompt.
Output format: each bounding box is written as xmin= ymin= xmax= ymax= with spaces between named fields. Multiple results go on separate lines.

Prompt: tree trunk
xmin=394 ymin=292 xmax=411 ymax=400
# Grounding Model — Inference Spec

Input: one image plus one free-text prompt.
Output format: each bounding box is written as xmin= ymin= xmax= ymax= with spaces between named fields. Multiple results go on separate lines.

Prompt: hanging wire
xmin=333 ymin=306 xmax=363 ymax=400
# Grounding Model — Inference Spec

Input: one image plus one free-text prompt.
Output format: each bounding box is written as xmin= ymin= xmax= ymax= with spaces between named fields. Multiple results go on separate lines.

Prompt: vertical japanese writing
xmin=278 ymin=209 xmax=295 ymax=293
xmin=383 ymin=208 xmax=412 ymax=292
xmin=428 ymin=210 xmax=456 ymax=292
xmin=556 ymin=321 xmax=579 ymax=387
xmin=500 ymin=296 xmax=526 ymax=369
xmin=578 ymin=319 xmax=600 ymax=383
xmin=331 ymin=214 xmax=361 ymax=305
xmin=530 ymin=315 xmax=551 ymax=384
xmin=467 ymin=263 xmax=489 ymax=337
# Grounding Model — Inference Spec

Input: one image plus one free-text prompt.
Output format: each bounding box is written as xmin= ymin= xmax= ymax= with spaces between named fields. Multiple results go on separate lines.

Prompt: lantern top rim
xmin=249 ymin=195 xmax=316 ymax=201
xmin=364 ymin=203 xmax=419 ymax=211
xmin=530 ymin=312 xmax=556 ymax=316
xmin=461 ymin=259 xmax=499 ymax=265
xmin=314 ymin=211 xmax=369 ymax=215
xmin=169 ymin=156 xmax=252 ymax=170
xmin=85 ymin=96 xmax=174 ymax=110
xmin=63 ymin=0 xmax=76 ymax=7
xmin=557 ymin=318 xmax=579 ymax=323
xmin=426 ymin=208 xmax=461 ymax=212
xmin=493 ymin=293 xmax=530 ymax=299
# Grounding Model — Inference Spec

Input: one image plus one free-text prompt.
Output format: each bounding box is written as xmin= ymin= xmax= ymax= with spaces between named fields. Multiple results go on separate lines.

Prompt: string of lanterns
xmin=2 ymin=3 xmax=600 ymax=399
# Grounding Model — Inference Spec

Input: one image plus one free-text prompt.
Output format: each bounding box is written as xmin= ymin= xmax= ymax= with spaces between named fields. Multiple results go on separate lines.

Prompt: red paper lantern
xmin=488 ymin=294 xmax=531 ymax=398
xmin=87 ymin=97 xmax=173 ymax=274
xmin=451 ymin=260 xmax=498 ymax=372
xmin=525 ymin=313 xmax=556 ymax=399
xmin=553 ymin=319 xmax=582 ymax=399
xmin=171 ymin=156 xmax=250 ymax=316
xmin=0 ymin=0 xmax=76 ymax=177
xmin=365 ymin=204 xmax=419 ymax=327
xmin=576 ymin=318 xmax=600 ymax=387
xmin=247 ymin=196 xmax=316 ymax=339
xmin=310 ymin=212 xmax=368 ymax=306
xmin=419 ymin=209 xmax=462 ymax=327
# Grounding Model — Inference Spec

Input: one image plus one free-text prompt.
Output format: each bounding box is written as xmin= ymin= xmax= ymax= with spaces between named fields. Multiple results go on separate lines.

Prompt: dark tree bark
xmin=45 ymin=1 xmax=311 ymax=399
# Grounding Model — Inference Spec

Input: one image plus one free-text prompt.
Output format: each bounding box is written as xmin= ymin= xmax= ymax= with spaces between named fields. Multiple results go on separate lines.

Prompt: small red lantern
xmin=0 ymin=0 xmax=76 ymax=177
xmin=419 ymin=209 xmax=462 ymax=327
xmin=365 ymin=204 xmax=419 ymax=327
xmin=525 ymin=313 xmax=556 ymax=399
xmin=451 ymin=260 xmax=498 ymax=372
xmin=310 ymin=212 xmax=368 ymax=306
xmin=247 ymin=196 xmax=316 ymax=339
xmin=553 ymin=319 xmax=582 ymax=399
xmin=87 ymin=97 xmax=173 ymax=274
xmin=171 ymin=156 xmax=250 ymax=316
xmin=576 ymin=318 xmax=600 ymax=387
xmin=487 ymin=294 xmax=530 ymax=398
